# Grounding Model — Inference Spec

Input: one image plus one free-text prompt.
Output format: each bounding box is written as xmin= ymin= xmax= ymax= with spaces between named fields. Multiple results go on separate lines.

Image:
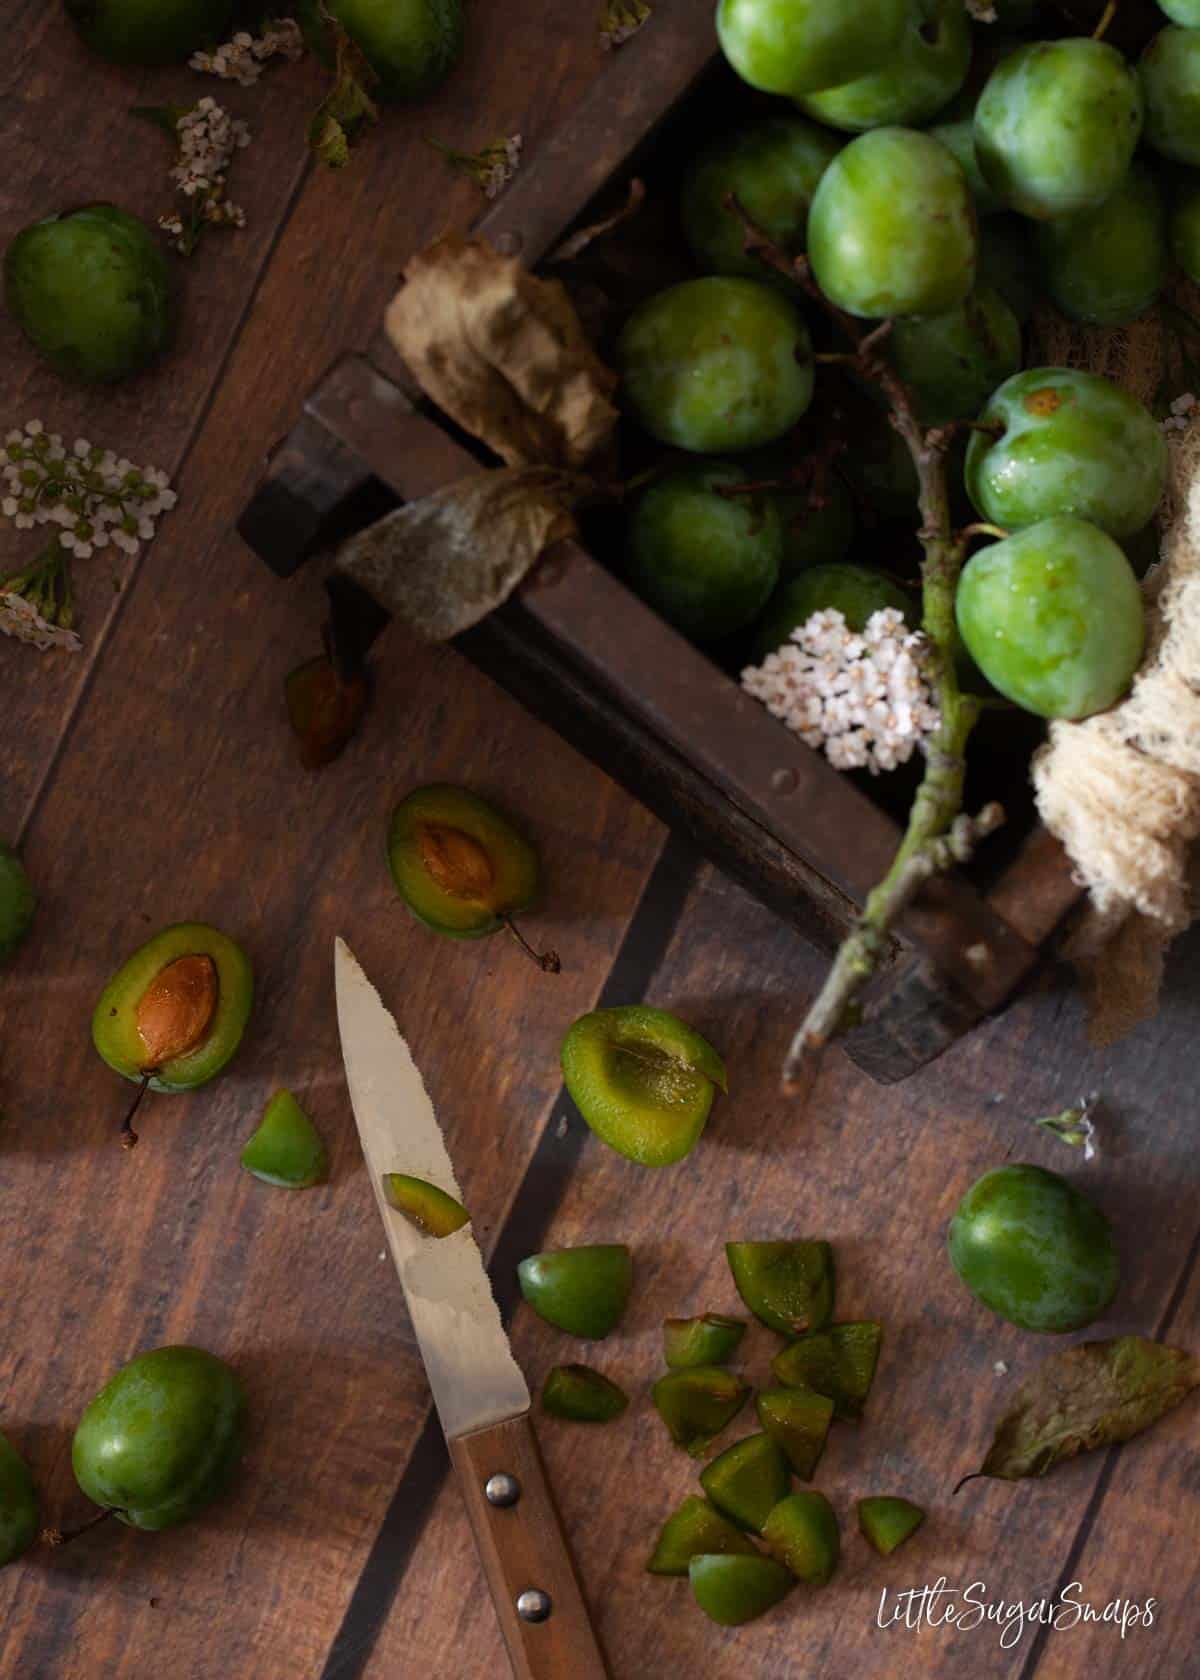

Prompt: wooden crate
xmin=238 ymin=9 xmax=1085 ymax=1083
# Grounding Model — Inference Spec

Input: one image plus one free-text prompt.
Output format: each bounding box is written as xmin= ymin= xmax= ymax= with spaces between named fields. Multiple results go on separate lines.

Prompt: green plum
xmin=979 ymin=216 xmax=1037 ymax=324
xmin=689 ymin=1553 xmax=793 ymax=1626
xmin=0 ymin=842 xmax=36 ymax=962
xmin=617 ymin=278 xmax=814 ymax=453
xmin=955 ymin=516 xmax=1145 ymax=719
xmin=1141 ymin=27 xmax=1200 ymax=166
xmin=517 ymin=1245 xmax=633 ymax=1339
xmin=965 ymin=367 xmax=1167 ymax=538
xmin=72 ymin=1347 xmax=246 ymax=1530
xmin=1160 ymin=0 xmax=1200 ymax=21
xmin=974 ymin=40 xmax=1143 ymax=218
xmin=858 ymin=1496 xmax=925 ymax=1556
xmin=64 ymin=0 xmax=232 ymax=64
xmin=242 ymin=1091 xmax=328 ymax=1190
xmin=798 ymin=0 xmax=971 ymax=133
xmin=948 ymin=1163 xmax=1120 ymax=1332
xmin=750 ymin=565 xmax=914 ymax=664
xmin=663 ymin=1314 xmax=747 ymax=1369
xmin=726 ymin=1240 xmax=834 ymax=1336
xmin=929 ymin=114 xmax=1005 ymax=217
xmin=653 ymin=1366 xmax=751 ymax=1455
xmin=1170 ymin=174 xmax=1200 ymax=280
xmin=296 ymin=0 xmax=464 ymax=100
xmin=680 ymin=116 xmax=840 ymax=281
xmin=755 ymin=1387 xmax=833 ymax=1480
xmin=387 ymin=785 xmax=544 ymax=945
xmin=5 ymin=205 xmax=171 ymax=384
xmin=889 ymin=285 xmax=1022 ymax=426
xmin=755 ymin=466 xmax=856 ymax=576
xmin=700 ymin=1433 xmax=791 ymax=1532
xmin=626 ymin=462 xmax=781 ymax=643
xmin=540 ymin=1365 xmax=629 ymax=1423
xmin=1039 ymin=165 xmax=1167 ymax=326
xmin=647 ymin=1496 xmax=759 ymax=1575
xmin=807 ymin=127 xmax=977 ymax=318
xmin=0 ymin=1431 xmax=38 ymax=1567
xmin=761 ymin=1491 xmax=840 ymax=1585
xmin=561 ymin=1004 xmax=726 ymax=1167
xmin=715 ymin=0 xmax=908 ymax=97
xmin=771 ymin=1321 xmax=883 ymax=1420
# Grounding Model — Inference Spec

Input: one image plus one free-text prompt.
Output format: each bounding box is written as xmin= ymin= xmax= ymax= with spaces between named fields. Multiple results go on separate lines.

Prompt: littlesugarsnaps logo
xmin=876 ymin=1578 xmax=1157 ymax=1650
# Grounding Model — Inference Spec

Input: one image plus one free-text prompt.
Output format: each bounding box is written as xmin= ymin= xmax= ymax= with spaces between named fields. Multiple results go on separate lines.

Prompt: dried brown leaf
xmin=963 ymin=1335 xmax=1200 ymax=1487
xmin=335 ymin=466 xmax=582 ymax=641
xmin=384 ymin=235 xmax=619 ymax=471
xmin=549 ymin=178 xmax=646 ymax=264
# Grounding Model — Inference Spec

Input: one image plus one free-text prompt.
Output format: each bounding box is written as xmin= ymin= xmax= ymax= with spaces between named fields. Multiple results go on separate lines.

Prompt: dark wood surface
xmin=1 ymin=6 xmax=1197 ymax=1679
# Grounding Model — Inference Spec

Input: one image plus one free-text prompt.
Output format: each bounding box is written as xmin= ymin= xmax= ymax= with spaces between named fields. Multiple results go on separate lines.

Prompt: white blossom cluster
xmin=160 ymin=97 xmax=251 ymax=249
xmin=1163 ymin=391 xmax=1199 ymax=434
xmin=741 ymin=607 xmax=941 ymax=775
xmin=189 ymin=19 xmax=304 ymax=85
xmin=964 ymin=0 xmax=998 ymax=20
xmin=1 ymin=422 xmax=176 ymax=560
xmin=0 ymin=587 xmax=82 ymax=654
xmin=599 ymin=0 xmax=651 ymax=48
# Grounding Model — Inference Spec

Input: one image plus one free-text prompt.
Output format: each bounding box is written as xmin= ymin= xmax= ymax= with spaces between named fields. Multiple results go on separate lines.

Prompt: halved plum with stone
xmin=974 ymin=40 xmax=1143 ymax=218
xmin=617 ymin=278 xmax=813 ymax=453
xmin=807 ymin=127 xmax=977 ymax=318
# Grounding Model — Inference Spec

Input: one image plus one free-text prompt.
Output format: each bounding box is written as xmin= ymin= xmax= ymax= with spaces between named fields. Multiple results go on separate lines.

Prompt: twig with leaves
xmin=725 ymin=195 xmax=1004 ymax=1090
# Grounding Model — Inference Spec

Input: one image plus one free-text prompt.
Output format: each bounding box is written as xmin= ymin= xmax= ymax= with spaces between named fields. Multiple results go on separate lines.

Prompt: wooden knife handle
xmin=448 ymin=1412 xmax=610 ymax=1680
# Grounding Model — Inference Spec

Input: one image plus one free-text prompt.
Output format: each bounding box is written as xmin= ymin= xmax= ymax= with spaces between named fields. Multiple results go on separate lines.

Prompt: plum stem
xmin=959 ymin=521 xmax=1010 ymax=542
xmin=1092 ymin=0 xmax=1118 ymax=40
xmin=723 ymin=194 xmax=1003 ymax=1093
xmin=42 ymin=1506 xmax=120 ymax=1547
xmin=120 ymin=1073 xmax=152 ymax=1150
xmin=501 ymin=914 xmax=561 ymax=974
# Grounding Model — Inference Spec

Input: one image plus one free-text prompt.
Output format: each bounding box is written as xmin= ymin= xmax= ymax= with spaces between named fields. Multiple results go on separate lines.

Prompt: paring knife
xmin=334 ymin=939 xmax=610 ymax=1680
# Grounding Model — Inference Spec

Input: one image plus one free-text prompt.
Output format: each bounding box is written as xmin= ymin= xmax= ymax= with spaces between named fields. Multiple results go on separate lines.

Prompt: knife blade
xmin=334 ymin=939 xmax=609 ymax=1680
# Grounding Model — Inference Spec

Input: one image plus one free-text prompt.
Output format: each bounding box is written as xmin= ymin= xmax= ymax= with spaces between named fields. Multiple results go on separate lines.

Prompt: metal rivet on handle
xmin=516 ymin=1589 xmax=552 ymax=1623
xmin=485 ymin=1472 xmax=521 ymax=1508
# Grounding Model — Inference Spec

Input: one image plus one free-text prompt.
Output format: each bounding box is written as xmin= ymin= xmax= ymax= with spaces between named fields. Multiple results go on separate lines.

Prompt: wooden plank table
xmin=1 ymin=5 xmax=1197 ymax=1677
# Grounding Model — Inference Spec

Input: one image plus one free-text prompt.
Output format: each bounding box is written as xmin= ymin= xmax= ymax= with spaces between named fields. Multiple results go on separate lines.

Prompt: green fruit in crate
xmin=965 ymin=368 xmax=1167 ymax=539
xmin=1141 ymin=28 xmax=1200 ymax=166
xmin=647 ymin=1496 xmax=759 ymax=1575
xmin=749 ymin=464 xmax=856 ymax=576
xmin=839 ymin=389 xmax=921 ymax=518
xmin=72 ymin=1347 xmax=247 ymax=1530
xmin=242 ymin=1091 xmax=328 ymax=1189
xmin=699 ymin=1433 xmax=791 ymax=1532
xmin=5 ymin=205 xmax=171 ymax=384
xmin=750 ymin=566 xmax=914 ymax=665
xmin=0 ymin=1431 xmax=38 ymax=1567
xmin=715 ymin=0 xmax=907 ymax=97
xmin=561 ymin=1004 xmax=726 ymax=1167
xmin=1038 ymin=165 xmax=1167 ymax=326
xmin=680 ymin=116 xmax=840 ymax=282
xmin=92 ymin=923 xmax=253 ymax=1093
xmin=1159 ymin=0 xmax=1200 ymax=23
xmin=1170 ymin=175 xmax=1200 ymax=280
xmin=798 ymin=0 xmax=970 ymax=133
xmin=387 ymin=784 xmax=547 ymax=949
xmin=889 ymin=286 xmax=1022 ymax=427
xmin=979 ymin=216 xmax=1036 ymax=324
xmin=807 ymin=127 xmax=977 ymax=319
xmin=517 ymin=1245 xmax=633 ymax=1339
xmin=64 ymin=0 xmax=233 ymax=64
xmin=626 ymin=462 xmax=781 ymax=643
xmin=0 ymin=843 xmax=36 ymax=962
xmin=761 ymin=1490 xmax=840 ymax=1584
xmin=296 ymin=0 xmax=464 ymax=100
xmin=956 ymin=516 xmax=1144 ymax=719
xmin=948 ymin=1163 xmax=1120 ymax=1332
xmin=928 ymin=114 xmax=1005 ymax=217
xmin=617 ymin=278 xmax=814 ymax=453
xmin=974 ymin=40 xmax=1143 ymax=218
xmin=689 ymin=1553 xmax=794 ymax=1626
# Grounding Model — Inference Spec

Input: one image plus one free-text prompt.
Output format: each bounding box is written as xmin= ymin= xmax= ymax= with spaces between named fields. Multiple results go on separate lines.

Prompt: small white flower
xmin=24 ymin=420 xmax=43 ymax=437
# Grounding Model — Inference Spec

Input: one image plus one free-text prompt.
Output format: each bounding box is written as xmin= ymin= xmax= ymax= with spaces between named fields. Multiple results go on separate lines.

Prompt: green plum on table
xmin=948 ymin=1164 xmax=1120 ymax=1332
xmin=647 ymin=1496 xmax=758 ymax=1574
xmin=65 ymin=0 xmax=232 ymax=64
xmin=798 ymin=0 xmax=970 ymax=133
xmin=517 ymin=1245 xmax=633 ymax=1339
xmin=680 ymin=115 xmax=840 ymax=281
xmin=0 ymin=1432 xmax=38 ymax=1567
xmin=858 ymin=1496 xmax=925 ymax=1555
xmin=540 ymin=1365 xmax=629 ymax=1423
xmin=1140 ymin=27 xmax=1200 ymax=167
xmin=974 ymin=40 xmax=1143 ymax=218
xmin=617 ymin=277 xmax=813 ymax=453
xmin=653 ymin=1366 xmax=750 ymax=1456
xmin=964 ymin=367 xmax=1167 ymax=539
xmin=955 ymin=516 xmax=1145 ymax=719
xmin=689 ymin=1553 xmax=794 ymax=1626
xmin=761 ymin=1491 xmax=840 ymax=1584
xmin=663 ymin=1314 xmax=747 ymax=1369
xmin=626 ymin=462 xmax=781 ymax=643
xmin=1038 ymin=164 xmax=1167 ymax=326
xmin=296 ymin=0 xmax=464 ymax=100
xmin=72 ymin=1347 xmax=247 ymax=1530
xmin=5 ymin=205 xmax=171 ymax=383
xmin=756 ymin=1387 xmax=833 ymax=1479
xmin=888 ymin=285 xmax=1021 ymax=427
xmin=715 ymin=0 xmax=907 ymax=97
xmin=242 ymin=1091 xmax=328 ymax=1189
xmin=700 ymin=1433 xmax=791 ymax=1533
xmin=726 ymin=1239 xmax=834 ymax=1336
xmin=807 ymin=127 xmax=977 ymax=318
xmin=0 ymin=843 xmax=36 ymax=962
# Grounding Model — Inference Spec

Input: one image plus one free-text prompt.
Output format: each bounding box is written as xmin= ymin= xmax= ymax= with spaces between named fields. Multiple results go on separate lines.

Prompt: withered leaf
xmin=385 ymin=235 xmax=619 ymax=471
xmin=964 ymin=1336 xmax=1200 ymax=1487
xmin=549 ymin=178 xmax=646 ymax=264
xmin=336 ymin=466 xmax=583 ymax=641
